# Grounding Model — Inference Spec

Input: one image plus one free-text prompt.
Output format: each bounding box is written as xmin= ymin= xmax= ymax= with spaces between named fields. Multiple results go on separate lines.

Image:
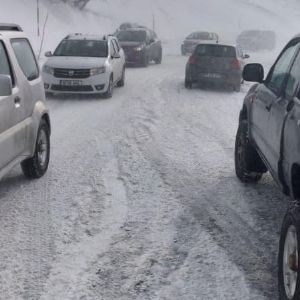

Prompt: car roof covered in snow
xmin=65 ymin=33 xmax=116 ymax=41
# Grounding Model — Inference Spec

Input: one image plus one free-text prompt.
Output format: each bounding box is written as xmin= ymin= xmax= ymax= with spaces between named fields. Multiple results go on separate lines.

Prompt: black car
xmin=117 ymin=28 xmax=162 ymax=67
xmin=185 ymin=43 xmax=249 ymax=91
xmin=234 ymin=35 xmax=300 ymax=300
xmin=181 ymin=31 xmax=219 ymax=55
xmin=237 ymin=30 xmax=276 ymax=52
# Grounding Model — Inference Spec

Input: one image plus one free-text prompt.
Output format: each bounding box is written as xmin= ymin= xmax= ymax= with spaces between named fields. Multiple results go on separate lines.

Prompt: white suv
xmin=42 ymin=34 xmax=126 ymax=98
xmin=0 ymin=24 xmax=51 ymax=180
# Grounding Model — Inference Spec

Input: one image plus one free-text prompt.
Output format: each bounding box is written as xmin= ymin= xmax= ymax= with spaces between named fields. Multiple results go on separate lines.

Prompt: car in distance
xmin=117 ymin=28 xmax=162 ymax=67
xmin=42 ymin=34 xmax=126 ymax=98
xmin=234 ymin=35 xmax=300 ymax=300
xmin=236 ymin=30 xmax=276 ymax=52
xmin=181 ymin=31 xmax=219 ymax=55
xmin=0 ymin=23 xmax=51 ymax=180
xmin=185 ymin=43 xmax=249 ymax=91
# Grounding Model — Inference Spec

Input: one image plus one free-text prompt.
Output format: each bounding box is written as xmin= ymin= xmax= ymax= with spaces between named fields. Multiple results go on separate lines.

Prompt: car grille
xmin=53 ymin=68 xmax=91 ymax=79
xmin=51 ymin=85 xmax=94 ymax=92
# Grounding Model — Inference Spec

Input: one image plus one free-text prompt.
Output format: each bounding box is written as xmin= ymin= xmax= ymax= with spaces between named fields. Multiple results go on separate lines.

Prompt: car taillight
xmin=188 ymin=55 xmax=198 ymax=65
xmin=231 ymin=59 xmax=240 ymax=70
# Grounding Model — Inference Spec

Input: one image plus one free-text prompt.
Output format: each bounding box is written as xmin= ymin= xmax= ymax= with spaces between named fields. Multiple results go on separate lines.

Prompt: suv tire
xmin=155 ymin=49 xmax=162 ymax=64
xmin=21 ymin=119 xmax=50 ymax=179
xmin=142 ymin=54 xmax=149 ymax=67
xmin=235 ymin=120 xmax=264 ymax=182
xmin=278 ymin=208 xmax=300 ymax=300
xmin=185 ymin=77 xmax=193 ymax=89
xmin=117 ymin=67 xmax=125 ymax=87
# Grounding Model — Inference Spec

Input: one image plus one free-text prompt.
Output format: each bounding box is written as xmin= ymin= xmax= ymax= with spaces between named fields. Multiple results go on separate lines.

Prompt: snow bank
xmin=2 ymin=0 xmax=300 ymax=56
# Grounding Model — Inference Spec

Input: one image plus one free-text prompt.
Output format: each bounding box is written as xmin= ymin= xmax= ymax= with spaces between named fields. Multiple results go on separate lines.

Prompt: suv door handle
xmin=14 ymin=96 xmax=21 ymax=108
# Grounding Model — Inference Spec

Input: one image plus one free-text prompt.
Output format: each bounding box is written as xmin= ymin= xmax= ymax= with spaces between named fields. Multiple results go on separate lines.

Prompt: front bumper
xmin=42 ymin=72 xmax=110 ymax=94
xmin=123 ymin=49 xmax=145 ymax=65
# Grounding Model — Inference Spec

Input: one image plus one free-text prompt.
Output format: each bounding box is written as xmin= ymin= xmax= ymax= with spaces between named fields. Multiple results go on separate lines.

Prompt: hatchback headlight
xmin=43 ymin=65 xmax=54 ymax=75
xmin=90 ymin=66 xmax=106 ymax=76
xmin=134 ymin=47 xmax=143 ymax=52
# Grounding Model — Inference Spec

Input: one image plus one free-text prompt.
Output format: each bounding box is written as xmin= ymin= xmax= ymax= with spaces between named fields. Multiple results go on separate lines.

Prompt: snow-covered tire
xmin=278 ymin=208 xmax=300 ymax=300
xmin=104 ymin=75 xmax=113 ymax=99
xmin=234 ymin=120 xmax=264 ymax=183
xmin=155 ymin=49 xmax=162 ymax=64
xmin=117 ymin=67 xmax=125 ymax=87
xmin=234 ymin=83 xmax=241 ymax=92
xmin=185 ymin=77 xmax=193 ymax=89
xmin=21 ymin=119 xmax=50 ymax=179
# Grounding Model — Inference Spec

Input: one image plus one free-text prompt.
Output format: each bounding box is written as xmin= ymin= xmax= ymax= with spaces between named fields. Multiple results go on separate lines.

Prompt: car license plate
xmin=60 ymin=80 xmax=83 ymax=86
xmin=203 ymin=73 xmax=221 ymax=79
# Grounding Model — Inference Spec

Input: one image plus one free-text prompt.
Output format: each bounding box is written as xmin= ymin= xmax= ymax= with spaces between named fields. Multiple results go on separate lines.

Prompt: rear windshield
xmin=195 ymin=44 xmax=236 ymax=57
xmin=54 ymin=40 xmax=108 ymax=57
xmin=187 ymin=32 xmax=214 ymax=40
xmin=117 ymin=31 xmax=147 ymax=42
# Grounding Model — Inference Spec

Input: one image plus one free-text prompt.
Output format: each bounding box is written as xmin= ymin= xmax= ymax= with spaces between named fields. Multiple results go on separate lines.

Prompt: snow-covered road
xmin=0 ymin=55 xmax=288 ymax=299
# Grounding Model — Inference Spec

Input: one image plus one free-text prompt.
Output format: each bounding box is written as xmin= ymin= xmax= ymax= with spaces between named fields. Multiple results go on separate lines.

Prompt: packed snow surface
xmin=0 ymin=0 xmax=299 ymax=299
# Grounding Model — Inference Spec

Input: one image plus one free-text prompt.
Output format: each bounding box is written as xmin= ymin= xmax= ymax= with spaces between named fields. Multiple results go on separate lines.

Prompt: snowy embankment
xmin=2 ymin=0 xmax=300 ymax=56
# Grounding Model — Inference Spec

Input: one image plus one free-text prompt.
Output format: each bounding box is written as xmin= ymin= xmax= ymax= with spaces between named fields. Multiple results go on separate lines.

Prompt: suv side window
xmin=0 ymin=41 xmax=15 ymax=86
xmin=11 ymin=38 xmax=39 ymax=81
xmin=266 ymin=42 xmax=299 ymax=94
xmin=286 ymin=51 xmax=300 ymax=98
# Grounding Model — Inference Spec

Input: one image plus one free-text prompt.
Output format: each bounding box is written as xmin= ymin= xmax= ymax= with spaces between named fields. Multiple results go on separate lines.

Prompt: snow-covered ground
xmin=1 ymin=0 xmax=300 ymax=299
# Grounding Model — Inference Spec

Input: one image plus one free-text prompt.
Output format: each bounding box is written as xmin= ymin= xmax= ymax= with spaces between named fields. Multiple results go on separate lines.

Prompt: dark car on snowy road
xmin=181 ymin=31 xmax=219 ymax=55
xmin=185 ymin=43 xmax=249 ymax=91
xmin=117 ymin=28 xmax=162 ymax=67
xmin=234 ymin=35 xmax=300 ymax=300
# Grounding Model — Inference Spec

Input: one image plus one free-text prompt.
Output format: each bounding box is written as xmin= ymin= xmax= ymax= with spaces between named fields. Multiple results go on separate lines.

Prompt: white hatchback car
xmin=42 ymin=34 xmax=126 ymax=98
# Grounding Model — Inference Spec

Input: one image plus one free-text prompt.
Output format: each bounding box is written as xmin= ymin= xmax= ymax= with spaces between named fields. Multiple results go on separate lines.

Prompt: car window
xmin=0 ymin=41 xmax=14 ymax=86
xmin=195 ymin=44 xmax=236 ymax=57
xmin=54 ymin=39 xmax=108 ymax=58
xmin=112 ymin=39 xmax=120 ymax=52
xmin=266 ymin=42 xmax=299 ymax=94
xmin=286 ymin=51 xmax=300 ymax=98
xmin=11 ymin=38 xmax=39 ymax=81
xmin=117 ymin=31 xmax=147 ymax=42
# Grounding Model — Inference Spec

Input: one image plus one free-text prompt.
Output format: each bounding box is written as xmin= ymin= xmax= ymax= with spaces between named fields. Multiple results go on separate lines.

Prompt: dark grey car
xmin=185 ymin=43 xmax=249 ymax=91
xmin=117 ymin=28 xmax=162 ymax=67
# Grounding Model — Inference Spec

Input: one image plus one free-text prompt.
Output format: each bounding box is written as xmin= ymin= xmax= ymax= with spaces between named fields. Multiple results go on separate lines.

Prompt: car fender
xmin=27 ymin=100 xmax=50 ymax=156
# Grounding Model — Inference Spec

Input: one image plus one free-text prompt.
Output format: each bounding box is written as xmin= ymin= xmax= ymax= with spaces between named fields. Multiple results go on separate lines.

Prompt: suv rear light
xmin=188 ymin=55 xmax=198 ymax=65
xmin=231 ymin=59 xmax=241 ymax=70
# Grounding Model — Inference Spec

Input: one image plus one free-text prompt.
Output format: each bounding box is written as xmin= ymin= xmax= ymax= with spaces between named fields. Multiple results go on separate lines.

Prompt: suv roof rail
xmin=0 ymin=23 xmax=23 ymax=32
xmin=65 ymin=33 xmax=82 ymax=39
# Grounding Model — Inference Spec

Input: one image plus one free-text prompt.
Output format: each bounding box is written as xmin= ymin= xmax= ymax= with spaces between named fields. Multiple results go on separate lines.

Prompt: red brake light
xmin=188 ymin=55 xmax=198 ymax=65
xmin=231 ymin=58 xmax=240 ymax=70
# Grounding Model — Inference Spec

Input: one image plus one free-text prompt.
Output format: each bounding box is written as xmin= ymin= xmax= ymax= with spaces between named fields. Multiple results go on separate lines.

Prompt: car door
xmin=112 ymin=39 xmax=123 ymax=80
xmin=109 ymin=40 xmax=119 ymax=84
xmin=0 ymin=40 xmax=26 ymax=168
xmin=250 ymin=40 xmax=299 ymax=168
xmin=10 ymin=38 xmax=42 ymax=155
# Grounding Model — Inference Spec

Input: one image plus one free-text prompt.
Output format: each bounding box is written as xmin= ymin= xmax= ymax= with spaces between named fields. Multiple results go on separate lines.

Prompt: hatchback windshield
xmin=195 ymin=44 xmax=236 ymax=57
xmin=54 ymin=40 xmax=108 ymax=57
xmin=117 ymin=31 xmax=147 ymax=42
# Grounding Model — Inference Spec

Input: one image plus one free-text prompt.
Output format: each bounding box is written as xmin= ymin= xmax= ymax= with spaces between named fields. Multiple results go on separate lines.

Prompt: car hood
xmin=119 ymin=41 xmax=144 ymax=48
xmin=45 ymin=56 xmax=107 ymax=69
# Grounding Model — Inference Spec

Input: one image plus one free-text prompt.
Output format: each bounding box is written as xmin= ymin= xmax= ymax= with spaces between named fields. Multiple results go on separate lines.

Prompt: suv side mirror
xmin=0 ymin=75 xmax=12 ymax=96
xmin=45 ymin=51 xmax=53 ymax=57
xmin=243 ymin=63 xmax=264 ymax=83
xmin=112 ymin=53 xmax=121 ymax=59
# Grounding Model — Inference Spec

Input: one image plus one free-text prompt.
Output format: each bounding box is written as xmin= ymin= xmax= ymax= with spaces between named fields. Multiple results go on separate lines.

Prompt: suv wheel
xmin=234 ymin=83 xmax=241 ymax=92
xmin=234 ymin=120 xmax=264 ymax=182
xmin=104 ymin=75 xmax=114 ymax=98
xmin=21 ymin=119 xmax=50 ymax=179
xmin=279 ymin=209 xmax=300 ymax=300
xmin=142 ymin=54 xmax=149 ymax=67
xmin=117 ymin=67 xmax=125 ymax=87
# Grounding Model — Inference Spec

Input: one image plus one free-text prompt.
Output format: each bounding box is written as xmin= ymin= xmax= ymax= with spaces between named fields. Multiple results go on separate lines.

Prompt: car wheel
xmin=104 ymin=75 xmax=114 ymax=99
xmin=117 ymin=67 xmax=125 ymax=87
xmin=234 ymin=83 xmax=241 ymax=92
xmin=234 ymin=120 xmax=264 ymax=182
xmin=278 ymin=208 xmax=300 ymax=300
xmin=155 ymin=49 xmax=162 ymax=64
xmin=185 ymin=77 xmax=193 ymax=89
xmin=142 ymin=54 xmax=149 ymax=67
xmin=21 ymin=119 xmax=50 ymax=179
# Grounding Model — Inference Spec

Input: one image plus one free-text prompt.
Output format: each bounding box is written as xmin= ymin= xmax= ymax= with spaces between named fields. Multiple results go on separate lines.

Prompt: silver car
xmin=0 ymin=24 xmax=51 ymax=180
